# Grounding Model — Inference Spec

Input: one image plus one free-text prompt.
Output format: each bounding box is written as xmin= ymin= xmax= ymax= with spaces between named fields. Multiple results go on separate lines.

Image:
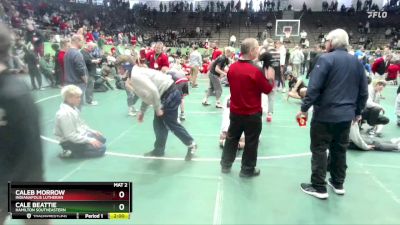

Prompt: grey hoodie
xmin=129 ymin=66 xmax=173 ymax=113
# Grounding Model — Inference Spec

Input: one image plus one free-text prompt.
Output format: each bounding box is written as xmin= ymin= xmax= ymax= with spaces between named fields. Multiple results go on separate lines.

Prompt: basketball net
xmin=284 ymin=31 xmax=291 ymax=39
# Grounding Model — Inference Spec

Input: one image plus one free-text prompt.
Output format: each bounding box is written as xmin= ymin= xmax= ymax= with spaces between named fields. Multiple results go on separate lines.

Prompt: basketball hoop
xmin=284 ymin=31 xmax=291 ymax=39
xmin=283 ymin=26 xmax=292 ymax=39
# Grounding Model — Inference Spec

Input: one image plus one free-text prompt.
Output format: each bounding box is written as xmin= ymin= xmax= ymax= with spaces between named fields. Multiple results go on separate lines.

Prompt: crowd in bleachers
xmin=0 ymin=0 xmax=399 ymax=94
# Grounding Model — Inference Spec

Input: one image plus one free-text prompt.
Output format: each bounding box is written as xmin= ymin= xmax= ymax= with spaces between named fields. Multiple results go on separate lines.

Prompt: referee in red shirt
xmin=220 ymin=38 xmax=274 ymax=177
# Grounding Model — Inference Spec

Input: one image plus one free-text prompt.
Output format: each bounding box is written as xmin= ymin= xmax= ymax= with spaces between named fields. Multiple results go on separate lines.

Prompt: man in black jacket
xmin=297 ymin=29 xmax=368 ymax=199
xmin=0 ymin=23 xmax=49 ymax=225
xmin=81 ymin=42 xmax=100 ymax=105
xmin=307 ymin=45 xmax=323 ymax=79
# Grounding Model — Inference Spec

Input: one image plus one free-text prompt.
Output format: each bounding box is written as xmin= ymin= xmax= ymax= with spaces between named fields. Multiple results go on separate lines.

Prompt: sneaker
xmin=185 ymin=142 xmax=197 ymax=161
xmin=39 ymin=87 xmax=45 ymax=91
xmin=143 ymin=150 xmax=165 ymax=157
xmin=202 ymin=99 xmax=210 ymax=106
xmin=179 ymin=113 xmax=186 ymax=121
xmin=300 ymin=183 xmax=329 ymax=199
xmin=221 ymin=166 xmax=231 ymax=174
xmin=215 ymin=103 xmax=223 ymax=108
xmin=128 ymin=106 xmax=137 ymax=116
xmin=88 ymin=101 xmax=98 ymax=106
xmin=281 ymin=88 xmax=287 ymax=93
xmin=239 ymin=168 xmax=261 ymax=178
xmin=327 ymin=178 xmax=345 ymax=195
xmin=59 ymin=150 xmax=72 ymax=158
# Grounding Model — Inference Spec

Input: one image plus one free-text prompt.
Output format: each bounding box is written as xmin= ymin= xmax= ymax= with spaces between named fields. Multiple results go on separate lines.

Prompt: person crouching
xmin=54 ymin=85 xmax=106 ymax=158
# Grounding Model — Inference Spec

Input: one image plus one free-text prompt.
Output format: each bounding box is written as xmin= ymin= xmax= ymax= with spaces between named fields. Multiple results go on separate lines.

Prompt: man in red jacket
xmin=211 ymin=41 xmax=223 ymax=61
xmin=371 ymin=52 xmax=392 ymax=76
xmin=220 ymin=38 xmax=274 ymax=177
xmin=386 ymin=55 xmax=400 ymax=84
xmin=147 ymin=42 xmax=169 ymax=72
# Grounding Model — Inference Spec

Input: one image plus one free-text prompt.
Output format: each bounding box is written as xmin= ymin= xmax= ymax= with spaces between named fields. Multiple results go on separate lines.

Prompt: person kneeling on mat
xmin=287 ymin=72 xmax=307 ymax=100
xmin=219 ymin=96 xmax=245 ymax=149
xmin=361 ymin=79 xmax=389 ymax=136
xmin=349 ymin=121 xmax=399 ymax=151
xmin=54 ymin=85 xmax=107 ymax=158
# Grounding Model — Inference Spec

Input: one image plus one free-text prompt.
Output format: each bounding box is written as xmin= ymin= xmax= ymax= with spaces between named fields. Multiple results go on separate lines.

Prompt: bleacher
xmin=139 ymin=10 xmax=400 ymax=49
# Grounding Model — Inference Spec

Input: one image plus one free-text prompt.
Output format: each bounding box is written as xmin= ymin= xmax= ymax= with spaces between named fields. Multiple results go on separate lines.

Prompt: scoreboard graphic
xmin=8 ymin=182 xmax=132 ymax=220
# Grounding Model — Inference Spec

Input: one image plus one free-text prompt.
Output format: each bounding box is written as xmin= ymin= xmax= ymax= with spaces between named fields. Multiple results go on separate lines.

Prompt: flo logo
xmin=367 ymin=11 xmax=388 ymax=18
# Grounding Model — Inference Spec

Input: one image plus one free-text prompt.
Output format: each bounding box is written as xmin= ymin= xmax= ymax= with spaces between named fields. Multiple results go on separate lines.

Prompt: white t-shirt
xmin=300 ymin=31 xmax=307 ymax=39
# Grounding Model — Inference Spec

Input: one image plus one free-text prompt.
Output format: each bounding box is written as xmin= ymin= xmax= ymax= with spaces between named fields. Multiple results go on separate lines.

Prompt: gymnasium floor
xmin=6 ymin=75 xmax=400 ymax=225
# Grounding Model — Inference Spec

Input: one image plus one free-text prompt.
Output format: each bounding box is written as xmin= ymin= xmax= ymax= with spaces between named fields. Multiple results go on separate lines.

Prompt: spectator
xmin=39 ymin=54 xmax=55 ymax=88
xmin=81 ymin=42 xmax=101 ymax=106
xmin=229 ymin=35 xmax=237 ymax=47
xmin=189 ymin=45 xmax=202 ymax=88
xmin=386 ymin=54 xmax=400 ymax=84
xmin=371 ymin=51 xmax=392 ymax=77
xmin=0 ymin=23 xmax=49 ymax=225
xmin=297 ymin=29 xmax=368 ymax=199
xmin=64 ymin=35 xmax=88 ymax=108
xmin=290 ymin=46 xmax=304 ymax=77
xmin=147 ymin=42 xmax=169 ymax=72
xmin=266 ymin=21 xmax=273 ymax=32
xmin=58 ymin=38 xmax=70 ymax=86
xmin=202 ymin=47 xmax=234 ymax=108
xmin=220 ymin=38 xmax=273 ymax=177
xmin=385 ymin=27 xmax=392 ymax=38
xmin=300 ymin=30 xmax=307 ymax=44
xmin=211 ymin=41 xmax=223 ymax=60
xmin=24 ymin=42 xmax=43 ymax=90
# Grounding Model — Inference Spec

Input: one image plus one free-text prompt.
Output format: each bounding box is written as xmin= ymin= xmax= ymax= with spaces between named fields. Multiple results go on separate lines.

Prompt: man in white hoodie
xmin=361 ymin=80 xmax=389 ymax=136
xmin=126 ymin=64 xmax=197 ymax=161
xmin=290 ymin=45 xmax=304 ymax=77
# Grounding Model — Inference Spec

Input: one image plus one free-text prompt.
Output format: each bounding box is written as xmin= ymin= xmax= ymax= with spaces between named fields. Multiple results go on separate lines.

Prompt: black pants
xmin=28 ymin=65 xmax=42 ymax=89
xmin=153 ymin=87 xmax=193 ymax=154
xmin=60 ymin=132 xmax=106 ymax=158
xmin=221 ymin=112 xmax=262 ymax=173
xmin=310 ymin=121 xmax=351 ymax=192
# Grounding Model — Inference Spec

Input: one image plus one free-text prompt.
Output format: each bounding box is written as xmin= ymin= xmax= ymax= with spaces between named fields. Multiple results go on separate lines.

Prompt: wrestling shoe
xmin=185 ymin=142 xmax=197 ymax=161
